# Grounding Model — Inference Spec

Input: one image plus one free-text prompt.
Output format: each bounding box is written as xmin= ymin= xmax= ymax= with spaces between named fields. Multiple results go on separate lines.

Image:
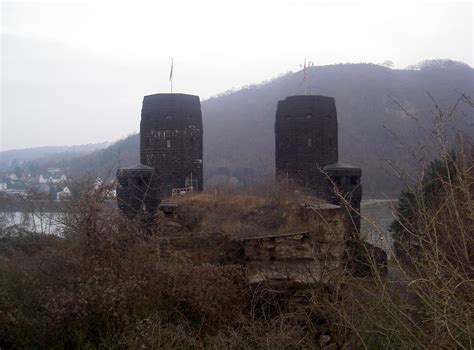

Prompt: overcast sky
xmin=1 ymin=0 xmax=473 ymax=151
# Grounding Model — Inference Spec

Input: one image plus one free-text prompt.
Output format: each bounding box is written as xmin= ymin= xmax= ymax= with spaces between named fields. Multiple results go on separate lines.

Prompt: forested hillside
xmin=67 ymin=60 xmax=474 ymax=197
xmin=0 ymin=143 xmax=108 ymax=172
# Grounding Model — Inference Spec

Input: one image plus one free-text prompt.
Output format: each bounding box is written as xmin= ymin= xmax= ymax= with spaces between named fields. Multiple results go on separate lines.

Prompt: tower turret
xmin=116 ymin=164 xmax=159 ymax=218
xmin=323 ymin=163 xmax=362 ymax=233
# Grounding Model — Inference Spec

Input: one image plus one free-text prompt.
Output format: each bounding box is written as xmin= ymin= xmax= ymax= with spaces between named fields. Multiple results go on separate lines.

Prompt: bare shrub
xmin=0 ymin=183 xmax=247 ymax=348
xmin=313 ymin=96 xmax=474 ymax=349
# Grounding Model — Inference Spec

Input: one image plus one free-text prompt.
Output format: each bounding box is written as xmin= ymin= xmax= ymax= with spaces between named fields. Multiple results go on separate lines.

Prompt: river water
xmin=0 ymin=211 xmax=64 ymax=235
xmin=360 ymin=199 xmax=398 ymax=258
xmin=0 ymin=199 xmax=398 ymax=257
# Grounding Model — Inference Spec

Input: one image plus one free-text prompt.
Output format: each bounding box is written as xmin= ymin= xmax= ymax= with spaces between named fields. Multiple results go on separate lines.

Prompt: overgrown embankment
xmin=0 ymin=174 xmax=472 ymax=349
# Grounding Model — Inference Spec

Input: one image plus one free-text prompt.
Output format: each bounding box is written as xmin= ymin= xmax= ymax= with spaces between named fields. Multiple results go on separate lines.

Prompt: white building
xmin=39 ymin=174 xmax=48 ymax=183
xmin=57 ymin=186 xmax=71 ymax=200
xmin=39 ymin=174 xmax=67 ymax=184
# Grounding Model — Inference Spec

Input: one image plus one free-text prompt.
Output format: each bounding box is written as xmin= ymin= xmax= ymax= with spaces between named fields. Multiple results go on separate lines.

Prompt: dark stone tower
xmin=275 ymin=95 xmax=338 ymax=195
xmin=275 ymin=94 xmax=363 ymax=233
xmin=140 ymin=93 xmax=203 ymax=198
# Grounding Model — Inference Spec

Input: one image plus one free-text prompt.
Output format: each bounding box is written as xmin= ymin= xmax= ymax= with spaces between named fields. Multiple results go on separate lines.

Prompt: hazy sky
xmin=1 ymin=0 xmax=473 ymax=151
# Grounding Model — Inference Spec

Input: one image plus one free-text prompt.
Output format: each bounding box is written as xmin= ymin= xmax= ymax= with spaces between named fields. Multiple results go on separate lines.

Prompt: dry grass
xmin=174 ymin=184 xmax=311 ymax=238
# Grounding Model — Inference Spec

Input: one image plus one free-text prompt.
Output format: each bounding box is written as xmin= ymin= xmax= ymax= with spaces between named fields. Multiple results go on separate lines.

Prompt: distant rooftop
xmin=143 ymin=93 xmax=200 ymax=103
xmin=280 ymin=95 xmax=335 ymax=104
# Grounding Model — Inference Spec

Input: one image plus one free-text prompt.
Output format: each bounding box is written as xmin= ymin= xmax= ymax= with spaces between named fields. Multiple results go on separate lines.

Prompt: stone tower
xmin=140 ymin=93 xmax=203 ymax=198
xmin=275 ymin=94 xmax=363 ymax=233
xmin=275 ymin=95 xmax=338 ymax=195
xmin=323 ymin=163 xmax=362 ymax=234
xmin=116 ymin=164 xmax=159 ymax=218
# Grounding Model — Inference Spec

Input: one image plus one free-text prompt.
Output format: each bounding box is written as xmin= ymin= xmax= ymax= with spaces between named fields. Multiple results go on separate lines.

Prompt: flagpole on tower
xmin=169 ymin=58 xmax=174 ymax=94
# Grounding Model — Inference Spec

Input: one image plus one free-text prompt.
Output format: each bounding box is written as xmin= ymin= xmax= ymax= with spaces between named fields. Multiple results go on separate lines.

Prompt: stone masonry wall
xmin=243 ymin=206 xmax=348 ymax=286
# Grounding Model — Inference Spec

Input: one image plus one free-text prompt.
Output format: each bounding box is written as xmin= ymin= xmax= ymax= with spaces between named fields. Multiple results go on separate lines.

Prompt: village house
xmin=56 ymin=186 xmax=71 ymax=200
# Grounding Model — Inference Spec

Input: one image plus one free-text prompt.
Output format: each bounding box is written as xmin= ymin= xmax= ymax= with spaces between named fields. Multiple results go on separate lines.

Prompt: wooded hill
xmin=65 ymin=60 xmax=474 ymax=197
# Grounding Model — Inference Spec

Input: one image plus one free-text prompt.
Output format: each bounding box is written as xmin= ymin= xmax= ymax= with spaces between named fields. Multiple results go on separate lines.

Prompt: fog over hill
xmin=65 ymin=60 xmax=474 ymax=197
xmin=0 ymin=143 xmax=108 ymax=171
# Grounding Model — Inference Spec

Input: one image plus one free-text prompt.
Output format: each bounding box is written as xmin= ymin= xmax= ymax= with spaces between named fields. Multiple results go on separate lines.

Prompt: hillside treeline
xmin=65 ymin=60 xmax=474 ymax=197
